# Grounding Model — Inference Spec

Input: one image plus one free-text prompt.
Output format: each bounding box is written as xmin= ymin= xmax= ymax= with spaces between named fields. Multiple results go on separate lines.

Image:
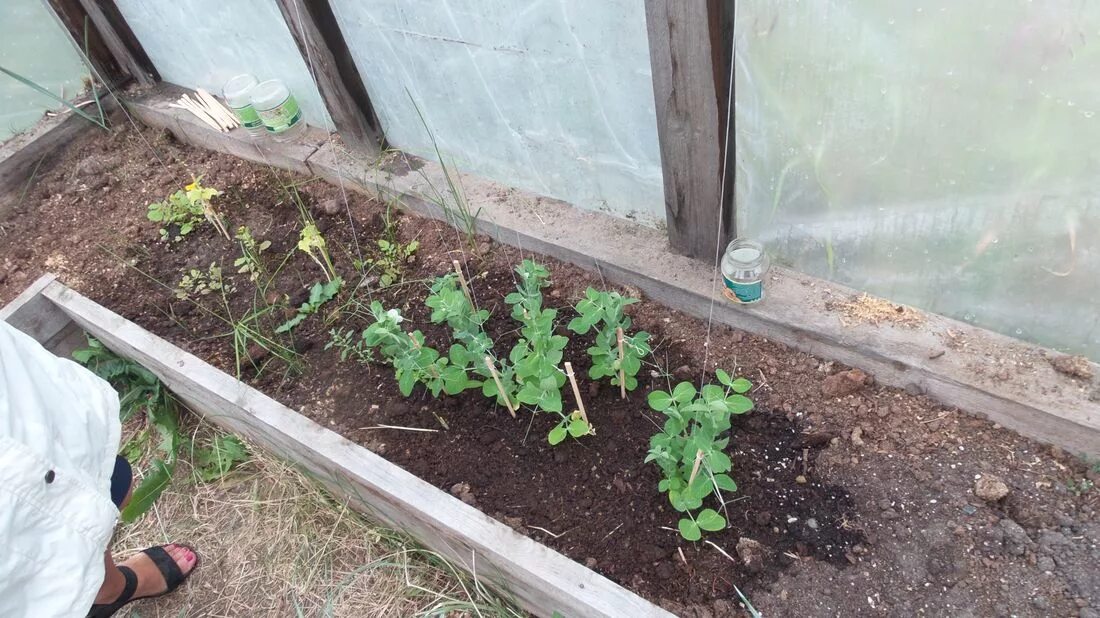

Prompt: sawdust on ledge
xmin=834 ymin=293 xmax=926 ymax=328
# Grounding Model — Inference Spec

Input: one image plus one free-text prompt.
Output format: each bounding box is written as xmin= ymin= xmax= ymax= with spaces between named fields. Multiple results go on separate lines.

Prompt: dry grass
xmin=833 ymin=293 xmax=925 ymax=328
xmin=114 ymin=415 xmax=524 ymax=618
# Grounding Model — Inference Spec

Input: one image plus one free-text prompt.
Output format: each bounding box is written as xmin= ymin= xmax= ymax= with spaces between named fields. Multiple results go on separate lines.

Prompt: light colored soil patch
xmin=113 ymin=416 xmax=523 ymax=618
xmin=832 ymin=293 xmax=925 ymax=328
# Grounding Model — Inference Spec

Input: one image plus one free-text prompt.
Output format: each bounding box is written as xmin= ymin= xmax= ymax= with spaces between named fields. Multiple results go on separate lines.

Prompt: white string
xmin=700 ymin=10 xmax=738 ymax=390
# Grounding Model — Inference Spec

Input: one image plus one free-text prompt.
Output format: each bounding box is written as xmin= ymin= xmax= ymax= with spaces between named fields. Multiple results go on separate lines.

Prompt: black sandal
xmin=87 ymin=544 xmax=199 ymax=618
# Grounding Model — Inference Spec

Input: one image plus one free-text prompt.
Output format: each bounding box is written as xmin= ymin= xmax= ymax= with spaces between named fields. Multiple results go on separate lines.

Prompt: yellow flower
xmin=185 ymin=181 xmax=198 ymax=191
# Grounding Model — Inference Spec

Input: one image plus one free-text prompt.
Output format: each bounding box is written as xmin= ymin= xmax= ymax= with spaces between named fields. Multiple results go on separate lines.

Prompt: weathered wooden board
xmin=127 ymin=89 xmax=1100 ymax=458
xmin=76 ymin=0 xmax=157 ymax=86
xmin=13 ymin=279 xmax=673 ymax=618
xmin=643 ymin=0 xmax=725 ymax=259
xmin=274 ymin=0 xmax=382 ymax=157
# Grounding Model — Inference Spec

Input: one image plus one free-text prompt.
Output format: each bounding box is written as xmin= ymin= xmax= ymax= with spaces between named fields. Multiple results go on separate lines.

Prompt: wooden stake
xmin=452 ymin=259 xmax=473 ymax=305
xmin=687 ymin=448 xmax=704 ymax=487
xmin=170 ymin=100 xmax=222 ymax=132
xmin=563 ymin=362 xmax=590 ymax=426
xmin=616 ymin=327 xmax=626 ymax=400
xmin=196 ymin=88 xmax=240 ymax=128
xmin=484 ymin=355 xmax=516 ymax=418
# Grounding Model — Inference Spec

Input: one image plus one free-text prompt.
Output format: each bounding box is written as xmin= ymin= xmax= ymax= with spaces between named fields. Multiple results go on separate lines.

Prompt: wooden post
xmin=644 ymin=0 xmax=731 ymax=260
xmin=484 ymin=356 xmax=517 ymax=418
xmin=563 ymin=362 xmax=590 ymax=427
xmin=275 ymin=0 xmax=384 ymax=156
xmin=616 ymin=327 xmax=626 ymax=400
xmin=43 ymin=0 xmax=157 ymax=87
xmin=453 ymin=259 xmax=473 ymax=305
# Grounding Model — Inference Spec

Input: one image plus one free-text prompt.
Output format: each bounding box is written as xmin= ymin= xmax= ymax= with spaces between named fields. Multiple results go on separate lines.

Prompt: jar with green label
xmin=720 ymin=238 xmax=770 ymax=304
xmin=222 ymin=74 xmax=265 ymax=138
xmin=250 ymin=79 xmax=305 ymax=141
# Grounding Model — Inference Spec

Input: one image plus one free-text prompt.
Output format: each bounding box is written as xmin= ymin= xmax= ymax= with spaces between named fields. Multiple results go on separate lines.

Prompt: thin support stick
xmin=484 ymin=356 xmax=516 ymax=418
xmin=563 ymin=362 xmax=590 ymax=426
xmin=453 ymin=259 xmax=473 ymax=304
xmin=616 ymin=327 xmax=626 ymax=400
xmin=688 ymin=448 xmax=705 ymax=487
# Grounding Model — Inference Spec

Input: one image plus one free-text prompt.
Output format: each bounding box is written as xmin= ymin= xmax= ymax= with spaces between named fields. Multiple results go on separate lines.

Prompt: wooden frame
xmin=644 ymin=0 xmax=732 ymax=259
xmin=42 ymin=0 xmax=157 ymax=87
xmin=275 ymin=0 xmax=384 ymax=156
xmin=2 ymin=276 xmax=675 ymax=618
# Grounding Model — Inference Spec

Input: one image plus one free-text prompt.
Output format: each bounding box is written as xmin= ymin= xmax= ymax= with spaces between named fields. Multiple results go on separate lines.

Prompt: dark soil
xmin=2 ymin=123 xmax=1098 ymax=618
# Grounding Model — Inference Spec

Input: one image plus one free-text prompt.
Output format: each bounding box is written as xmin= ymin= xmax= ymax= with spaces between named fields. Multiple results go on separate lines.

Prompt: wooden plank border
xmin=4 ymin=278 xmax=674 ymax=618
xmin=275 ymin=0 xmax=384 ymax=156
xmin=644 ymin=0 xmax=729 ymax=259
xmin=125 ymin=87 xmax=1100 ymax=458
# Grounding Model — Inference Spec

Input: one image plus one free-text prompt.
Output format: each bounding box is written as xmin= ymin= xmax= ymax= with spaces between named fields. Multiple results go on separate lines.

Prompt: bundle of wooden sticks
xmin=169 ymin=89 xmax=240 ymax=133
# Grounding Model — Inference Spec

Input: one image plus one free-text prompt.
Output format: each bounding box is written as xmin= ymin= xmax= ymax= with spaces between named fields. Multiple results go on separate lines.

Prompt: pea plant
xmin=349 ymin=301 xmax=472 ymax=397
xmin=567 ymin=288 xmax=651 ymax=395
xmin=147 ymin=177 xmax=226 ymax=242
xmin=425 ymin=273 xmax=512 ymax=403
xmin=504 ymin=260 xmax=581 ymax=443
xmin=645 ymin=369 xmax=753 ymax=541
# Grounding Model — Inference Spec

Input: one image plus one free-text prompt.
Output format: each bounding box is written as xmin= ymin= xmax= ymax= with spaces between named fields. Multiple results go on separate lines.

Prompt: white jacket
xmin=0 ymin=321 xmax=121 ymax=617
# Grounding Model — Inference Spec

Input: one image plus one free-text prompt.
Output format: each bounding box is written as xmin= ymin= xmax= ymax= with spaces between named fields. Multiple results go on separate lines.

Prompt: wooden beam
xmin=23 ymin=280 xmax=674 ymax=618
xmin=275 ymin=0 xmax=384 ymax=156
xmin=644 ymin=0 xmax=728 ymax=259
xmin=76 ymin=0 xmax=158 ymax=86
xmin=42 ymin=0 xmax=126 ymax=85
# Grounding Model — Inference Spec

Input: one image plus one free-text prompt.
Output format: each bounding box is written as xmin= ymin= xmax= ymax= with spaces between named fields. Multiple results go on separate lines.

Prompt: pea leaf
xmin=548 ymin=425 xmax=567 ymax=445
xmin=696 ymin=508 xmax=726 ymax=532
xmin=730 ymin=377 xmax=752 ymax=394
xmin=678 ymin=517 xmax=702 ymax=541
xmin=567 ymin=418 xmax=590 ymax=437
xmin=648 ymin=390 xmax=673 ymax=411
xmin=715 ymin=368 xmax=733 ymax=386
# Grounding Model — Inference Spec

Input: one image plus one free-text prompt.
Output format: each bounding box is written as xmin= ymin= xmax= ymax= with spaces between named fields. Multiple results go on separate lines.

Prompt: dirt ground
xmin=2 ymin=122 xmax=1098 ymax=617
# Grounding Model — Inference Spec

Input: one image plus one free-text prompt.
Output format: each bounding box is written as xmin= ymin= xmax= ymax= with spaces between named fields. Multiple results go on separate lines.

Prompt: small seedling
xmin=297 ymin=222 xmax=337 ymax=282
xmin=275 ymin=278 xmax=344 ymax=333
xmin=233 ymin=225 xmax=271 ymax=282
xmin=147 ymin=177 xmax=225 ymax=242
xmin=645 ymin=369 xmax=754 ymax=540
xmin=176 ymin=262 xmax=233 ymax=300
xmin=568 ymin=288 xmax=651 ymax=395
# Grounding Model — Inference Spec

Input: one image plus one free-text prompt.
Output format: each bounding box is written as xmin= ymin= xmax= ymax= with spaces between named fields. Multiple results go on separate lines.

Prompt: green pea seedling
xmin=645 ymin=369 xmax=753 ymax=540
xmin=567 ymin=287 xmax=651 ymax=398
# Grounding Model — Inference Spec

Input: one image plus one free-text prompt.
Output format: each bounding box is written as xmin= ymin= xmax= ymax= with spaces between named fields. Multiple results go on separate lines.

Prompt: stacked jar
xmin=222 ymin=75 xmax=306 ymax=141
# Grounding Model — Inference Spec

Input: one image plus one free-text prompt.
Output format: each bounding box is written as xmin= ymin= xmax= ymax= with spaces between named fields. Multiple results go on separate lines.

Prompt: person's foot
xmin=95 ymin=544 xmax=197 ymax=605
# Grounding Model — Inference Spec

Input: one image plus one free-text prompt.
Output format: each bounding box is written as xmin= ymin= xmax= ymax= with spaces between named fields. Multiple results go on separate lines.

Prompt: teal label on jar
xmin=257 ymin=95 xmax=302 ymax=134
xmin=229 ymin=103 xmax=263 ymax=129
xmin=723 ymin=275 xmax=763 ymax=303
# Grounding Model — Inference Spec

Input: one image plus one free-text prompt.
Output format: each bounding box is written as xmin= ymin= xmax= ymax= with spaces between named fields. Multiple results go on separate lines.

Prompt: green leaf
xmin=548 ymin=425 xmax=567 ymax=445
xmin=715 ymin=368 xmax=733 ymax=386
xmin=678 ymin=517 xmax=701 ymax=541
xmin=726 ymin=394 xmax=754 ymax=414
xmin=713 ymin=474 xmax=738 ymax=492
xmin=730 ymin=378 xmax=752 ymax=394
xmin=696 ymin=508 xmax=726 ymax=532
xmin=648 ymin=390 xmax=673 ymax=411
xmin=672 ymin=381 xmax=697 ymax=403
xmin=194 ymin=435 xmax=249 ymax=482
xmin=567 ymin=418 xmax=590 ymax=438
xmin=120 ymin=459 xmax=173 ymax=523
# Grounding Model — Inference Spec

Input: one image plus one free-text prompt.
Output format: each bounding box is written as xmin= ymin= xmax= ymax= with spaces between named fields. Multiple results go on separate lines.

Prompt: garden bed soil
xmin=2 ymin=123 xmax=1099 ymax=617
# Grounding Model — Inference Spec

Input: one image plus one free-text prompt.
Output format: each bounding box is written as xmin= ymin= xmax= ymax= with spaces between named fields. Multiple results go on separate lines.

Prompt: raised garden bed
xmin=2 ymin=121 xmax=1099 ymax=617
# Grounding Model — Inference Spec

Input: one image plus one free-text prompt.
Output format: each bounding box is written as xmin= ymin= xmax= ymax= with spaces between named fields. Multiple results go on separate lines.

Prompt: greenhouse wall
xmin=113 ymin=0 xmax=330 ymax=127
xmin=0 ymin=0 xmax=89 ymax=142
xmin=734 ymin=1 xmax=1100 ymax=360
xmin=327 ymin=0 xmax=666 ymax=225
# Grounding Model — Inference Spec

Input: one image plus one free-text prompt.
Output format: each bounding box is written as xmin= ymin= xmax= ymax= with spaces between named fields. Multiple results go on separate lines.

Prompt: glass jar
xmin=250 ymin=79 xmax=306 ymax=141
xmin=222 ymin=74 xmax=265 ymax=138
xmin=720 ymin=238 xmax=770 ymax=303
